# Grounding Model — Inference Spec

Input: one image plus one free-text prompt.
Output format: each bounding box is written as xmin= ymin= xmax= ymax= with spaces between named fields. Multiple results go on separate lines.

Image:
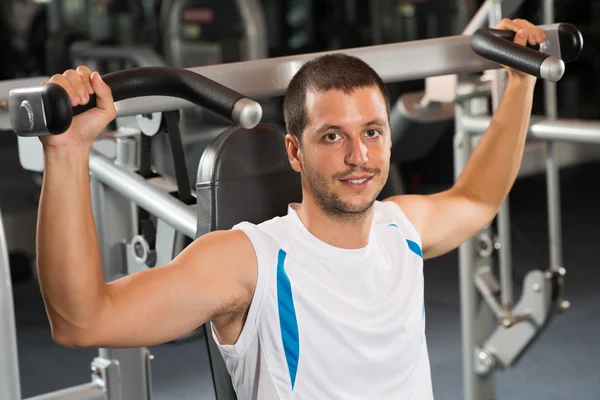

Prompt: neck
xmin=295 ymin=198 xmax=375 ymax=250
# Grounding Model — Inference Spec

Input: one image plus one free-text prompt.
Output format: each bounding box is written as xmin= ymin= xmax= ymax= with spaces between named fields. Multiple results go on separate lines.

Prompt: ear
xmin=285 ymin=134 xmax=303 ymax=173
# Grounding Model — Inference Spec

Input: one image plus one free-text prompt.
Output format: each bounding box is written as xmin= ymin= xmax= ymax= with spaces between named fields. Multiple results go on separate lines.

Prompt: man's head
xmin=283 ymin=54 xmax=392 ymax=221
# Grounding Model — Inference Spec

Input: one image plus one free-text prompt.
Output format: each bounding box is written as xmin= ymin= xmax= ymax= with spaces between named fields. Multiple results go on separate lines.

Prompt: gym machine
xmin=1 ymin=19 xmax=590 ymax=400
xmin=385 ymin=1 xmax=595 ymax=399
xmin=159 ymin=0 xmax=268 ymax=68
xmin=386 ymin=0 xmax=598 ymax=191
xmin=387 ymin=0 xmax=531 ymax=184
xmin=453 ymin=2 xmax=587 ymax=399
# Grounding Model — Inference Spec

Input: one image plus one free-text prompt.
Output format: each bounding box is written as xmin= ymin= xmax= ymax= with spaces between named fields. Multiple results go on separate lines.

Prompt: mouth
xmin=339 ymin=175 xmax=373 ymax=189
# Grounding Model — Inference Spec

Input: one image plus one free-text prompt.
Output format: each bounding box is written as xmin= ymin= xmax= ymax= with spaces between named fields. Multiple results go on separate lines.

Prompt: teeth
xmin=347 ymin=178 xmax=367 ymax=184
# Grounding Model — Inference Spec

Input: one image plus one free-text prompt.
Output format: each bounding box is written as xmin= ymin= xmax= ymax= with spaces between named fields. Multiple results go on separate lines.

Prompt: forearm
xmin=454 ymin=76 xmax=536 ymax=209
xmin=37 ymin=147 xmax=107 ymax=340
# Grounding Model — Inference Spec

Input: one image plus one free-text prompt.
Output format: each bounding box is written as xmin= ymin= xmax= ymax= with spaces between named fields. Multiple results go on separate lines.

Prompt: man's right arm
xmin=37 ymin=67 xmax=257 ymax=349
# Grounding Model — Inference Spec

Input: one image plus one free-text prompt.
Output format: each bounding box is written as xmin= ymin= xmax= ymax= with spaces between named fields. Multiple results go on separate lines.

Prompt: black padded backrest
xmin=195 ymin=124 xmax=301 ymax=400
xmin=196 ymin=123 xmax=302 ymax=236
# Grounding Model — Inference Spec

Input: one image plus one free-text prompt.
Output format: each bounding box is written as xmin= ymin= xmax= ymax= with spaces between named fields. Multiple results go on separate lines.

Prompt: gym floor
xmin=9 ymin=157 xmax=600 ymax=399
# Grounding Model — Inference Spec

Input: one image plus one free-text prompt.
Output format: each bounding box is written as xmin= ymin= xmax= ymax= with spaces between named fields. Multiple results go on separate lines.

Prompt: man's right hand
xmin=40 ymin=66 xmax=116 ymax=150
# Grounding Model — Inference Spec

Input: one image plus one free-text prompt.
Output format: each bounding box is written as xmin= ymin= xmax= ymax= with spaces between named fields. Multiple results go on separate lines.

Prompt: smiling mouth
xmin=343 ymin=177 xmax=370 ymax=184
xmin=340 ymin=176 xmax=373 ymax=187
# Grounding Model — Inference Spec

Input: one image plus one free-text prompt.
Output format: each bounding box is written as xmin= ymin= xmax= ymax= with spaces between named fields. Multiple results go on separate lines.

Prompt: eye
xmin=324 ymin=133 xmax=341 ymax=142
xmin=365 ymin=129 xmax=381 ymax=138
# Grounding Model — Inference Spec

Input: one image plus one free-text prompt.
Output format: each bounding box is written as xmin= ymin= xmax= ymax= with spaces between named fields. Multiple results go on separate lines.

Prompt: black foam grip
xmin=72 ymin=67 xmax=245 ymax=120
xmin=471 ymin=28 xmax=549 ymax=78
xmin=558 ymin=23 xmax=583 ymax=63
xmin=41 ymin=83 xmax=74 ymax=135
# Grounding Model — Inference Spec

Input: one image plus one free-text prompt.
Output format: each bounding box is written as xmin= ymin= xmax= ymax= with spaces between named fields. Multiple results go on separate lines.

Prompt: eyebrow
xmin=364 ymin=119 xmax=386 ymax=128
xmin=316 ymin=119 xmax=387 ymax=134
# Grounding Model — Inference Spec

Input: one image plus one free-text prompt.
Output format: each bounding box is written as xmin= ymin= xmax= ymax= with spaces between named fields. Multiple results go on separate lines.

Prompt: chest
xmin=258 ymin=245 xmax=426 ymax=395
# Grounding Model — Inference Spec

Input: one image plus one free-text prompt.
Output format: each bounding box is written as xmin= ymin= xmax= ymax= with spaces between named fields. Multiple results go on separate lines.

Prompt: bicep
xmin=389 ymin=190 xmax=496 ymax=260
xmin=86 ymin=230 xmax=257 ymax=348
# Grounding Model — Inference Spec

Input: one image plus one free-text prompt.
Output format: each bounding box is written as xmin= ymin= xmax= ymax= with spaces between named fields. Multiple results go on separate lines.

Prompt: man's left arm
xmin=385 ymin=19 xmax=545 ymax=260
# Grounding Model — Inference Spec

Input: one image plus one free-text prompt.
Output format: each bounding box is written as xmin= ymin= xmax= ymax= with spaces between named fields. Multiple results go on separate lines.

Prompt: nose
xmin=345 ymin=135 xmax=368 ymax=167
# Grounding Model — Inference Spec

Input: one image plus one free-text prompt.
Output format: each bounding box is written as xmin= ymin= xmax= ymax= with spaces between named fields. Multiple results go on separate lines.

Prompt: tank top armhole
xmin=384 ymin=201 xmax=423 ymax=245
xmin=210 ymin=222 xmax=271 ymax=358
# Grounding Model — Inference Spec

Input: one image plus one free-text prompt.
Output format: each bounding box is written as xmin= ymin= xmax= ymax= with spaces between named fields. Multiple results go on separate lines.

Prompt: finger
xmin=63 ymin=69 xmax=90 ymax=105
xmin=48 ymin=74 xmax=80 ymax=107
xmin=496 ymin=18 xmax=520 ymax=32
xmin=76 ymin=66 xmax=94 ymax=95
xmin=90 ymin=72 xmax=116 ymax=116
xmin=522 ymin=20 xmax=546 ymax=43
xmin=514 ymin=19 xmax=546 ymax=44
xmin=535 ymin=27 xmax=547 ymax=44
xmin=513 ymin=28 xmax=528 ymax=47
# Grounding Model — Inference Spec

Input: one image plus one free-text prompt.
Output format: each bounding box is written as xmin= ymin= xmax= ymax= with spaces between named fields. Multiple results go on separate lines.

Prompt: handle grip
xmin=9 ymin=67 xmax=262 ymax=136
xmin=481 ymin=24 xmax=584 ymax=62
xmin=556 ymin=23 xmax=584 ymax=63
xmin=471 ymin=28 xmax=565 ymax=82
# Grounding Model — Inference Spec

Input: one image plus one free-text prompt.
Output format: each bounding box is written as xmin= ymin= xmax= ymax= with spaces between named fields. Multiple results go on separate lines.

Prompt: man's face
xmin=288 ymin=86 xmax=391 ymax=220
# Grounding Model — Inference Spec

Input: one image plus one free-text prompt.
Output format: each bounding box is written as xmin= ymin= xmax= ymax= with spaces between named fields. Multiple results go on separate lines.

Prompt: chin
xmin=332 ymin=194 xmax=378 ymax=214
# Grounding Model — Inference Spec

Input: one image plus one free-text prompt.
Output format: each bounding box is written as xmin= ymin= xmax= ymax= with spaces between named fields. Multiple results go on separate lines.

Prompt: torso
xmin=211 ymin=201 xmax=434 ymax=399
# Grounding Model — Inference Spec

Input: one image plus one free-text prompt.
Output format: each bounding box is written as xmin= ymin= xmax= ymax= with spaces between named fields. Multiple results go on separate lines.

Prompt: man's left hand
xmin=495 ymin=18 xmax=547 ymax=81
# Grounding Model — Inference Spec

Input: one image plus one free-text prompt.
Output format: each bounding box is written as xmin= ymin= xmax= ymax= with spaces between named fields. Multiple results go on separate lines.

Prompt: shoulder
xmin=375 ymin=200 xmax=421 ymax=243
xmin=231 ymin=215 xmax=291 ymax=253
xmin=186 ymin=214 xmax=290 ymax=284
xmin=191 ymin=229 xmax=255 ymax=257
xmin=193 ymin=214 xmax=287 ymax=251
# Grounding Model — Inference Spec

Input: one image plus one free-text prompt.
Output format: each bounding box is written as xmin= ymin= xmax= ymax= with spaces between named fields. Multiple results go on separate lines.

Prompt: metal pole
xmin=461 ymin=115 xmax=600 ymax=144
xmin=487 ymin=0 xmax=514 ymax=310
xmin=455 ymin=103 xmax=476 ymax=400
xmin=463 ymin=0 xmax=492 ymax=35
xmin=454 ymin=94 xmax=495 ymax=400
xmin=543 ymin=0 xmax=563 ymax=277
xmin=236 ymin=0 xmax=269 ymax=61
xmin=88 ymin=150 xmax=197 ymax=239
xmin=0 ymin=211 xmax=22 ymax=400
xmin=456 ymin=4 xmax=503 ymax=399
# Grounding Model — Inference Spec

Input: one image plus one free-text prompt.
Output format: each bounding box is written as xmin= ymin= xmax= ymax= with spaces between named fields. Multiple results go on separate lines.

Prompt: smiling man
xmin=35 ymin=17 xmax=545 ymax=400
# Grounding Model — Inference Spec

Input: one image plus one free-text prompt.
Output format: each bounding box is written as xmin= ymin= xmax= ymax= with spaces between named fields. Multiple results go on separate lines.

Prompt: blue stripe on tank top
xmin=406 ymin=239 xmax=423 ymax=258
xmin=276 ymin=249 xmax=300 ymax=390
xmin=388 ymin=224 xmax=423 ymax=258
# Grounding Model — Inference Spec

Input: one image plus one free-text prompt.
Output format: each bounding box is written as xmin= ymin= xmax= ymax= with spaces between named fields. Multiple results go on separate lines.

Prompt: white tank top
xmin=210 ymin=200 xmax=434 ymax=400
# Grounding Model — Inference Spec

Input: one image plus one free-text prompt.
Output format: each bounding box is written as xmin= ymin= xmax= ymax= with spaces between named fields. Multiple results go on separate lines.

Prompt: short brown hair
xmin=283 ymin=53 xmax=390 ymax=141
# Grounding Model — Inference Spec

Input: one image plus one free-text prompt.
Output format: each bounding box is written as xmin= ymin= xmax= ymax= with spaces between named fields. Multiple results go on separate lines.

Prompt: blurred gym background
xmin=1 ymin=1 xmax=599 ymax=399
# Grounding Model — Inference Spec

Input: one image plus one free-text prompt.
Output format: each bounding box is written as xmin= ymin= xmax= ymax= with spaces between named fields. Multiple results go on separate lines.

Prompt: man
xmin=36 ymin=18 xmax=545 ymax=399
